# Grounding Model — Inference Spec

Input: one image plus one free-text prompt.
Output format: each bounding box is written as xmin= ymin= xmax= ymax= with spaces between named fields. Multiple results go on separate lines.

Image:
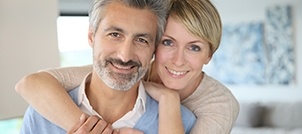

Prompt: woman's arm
xmin=15 ymin=65 xmax=92 ymax=130
xmin=143 ymin=82 xmax=185 ymax=134
xmin=184 ymin=85 xmax=240 ymax=134
xmin=41 ymin=65 xmax=93 ymax=90
xmin=189 ymin=98 xmax=239 ymax=134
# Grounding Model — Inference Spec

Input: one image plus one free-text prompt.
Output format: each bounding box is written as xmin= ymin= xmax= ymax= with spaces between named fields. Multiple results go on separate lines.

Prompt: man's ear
xmin=153 ymin=47 xmax=156 ymax=55
xmin=88 ymin=26 xmax=95 ymax=48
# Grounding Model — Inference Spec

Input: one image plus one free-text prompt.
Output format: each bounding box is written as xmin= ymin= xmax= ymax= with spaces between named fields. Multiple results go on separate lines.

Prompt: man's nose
xmin=117 ymin=39 xmax=135 ymax=62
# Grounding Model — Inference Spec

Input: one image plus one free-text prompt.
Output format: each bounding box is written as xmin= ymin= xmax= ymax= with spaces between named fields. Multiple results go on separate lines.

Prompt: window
xmin=57 ymin=16 xmax=92 ymax=67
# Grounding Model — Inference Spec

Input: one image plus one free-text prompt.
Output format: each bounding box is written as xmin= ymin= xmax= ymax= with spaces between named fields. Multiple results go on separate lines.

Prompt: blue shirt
xmin=20 ymin=86 xmax=196 ymax=134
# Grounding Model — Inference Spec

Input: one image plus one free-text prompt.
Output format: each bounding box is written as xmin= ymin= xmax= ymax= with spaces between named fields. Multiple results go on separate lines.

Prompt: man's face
xmin=89 ymin=2 xmax=157 ymax=91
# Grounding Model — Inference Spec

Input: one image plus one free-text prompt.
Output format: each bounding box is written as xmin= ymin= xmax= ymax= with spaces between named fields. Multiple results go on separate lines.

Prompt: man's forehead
xmin=104 ymin=26 xmax=153 ymax=40
xmin=100 ymin=3 xmax=158 ymax=40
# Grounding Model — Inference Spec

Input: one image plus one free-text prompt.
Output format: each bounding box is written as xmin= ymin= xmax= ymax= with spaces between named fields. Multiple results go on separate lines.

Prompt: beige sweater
xmin=181 ymin=73 xmax=239 ymax=134
xmin=45 ymin=65 xmax=239 ymax=134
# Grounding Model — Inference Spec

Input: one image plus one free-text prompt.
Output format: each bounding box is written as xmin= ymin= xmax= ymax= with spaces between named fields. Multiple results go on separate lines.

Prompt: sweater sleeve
xmin=182 ymin=74 xmax=239 ymax=134
xmin=189 ymin=95 xmax=239 ymax=134
xmin=38 ymin=65 xmax=93 ymax=91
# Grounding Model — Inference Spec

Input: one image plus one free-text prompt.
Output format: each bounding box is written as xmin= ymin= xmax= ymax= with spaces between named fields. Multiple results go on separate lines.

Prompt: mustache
xmin=106 ymin=58 xmax=141 ymax=67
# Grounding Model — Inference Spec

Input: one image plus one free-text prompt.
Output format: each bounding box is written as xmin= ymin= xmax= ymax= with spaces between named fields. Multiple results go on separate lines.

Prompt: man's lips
xmin=111 ymin=62 xmax=134 ymax=70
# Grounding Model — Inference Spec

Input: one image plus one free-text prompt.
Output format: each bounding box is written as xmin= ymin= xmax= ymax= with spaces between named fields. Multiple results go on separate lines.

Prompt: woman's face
xmin=155 ymin=16 xmax=211 ymax=91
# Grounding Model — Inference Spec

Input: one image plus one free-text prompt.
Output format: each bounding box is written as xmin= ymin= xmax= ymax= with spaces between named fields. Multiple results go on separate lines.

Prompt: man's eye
xmin=189 ymin=45 xmax=201 ymax=52
xmin=109 ymin=33 xmax=120 ymax=37
xmin=162 ymin=39 xmax=172 ymax=46
xmin=137 ymin=38 xmax=148 ymax=44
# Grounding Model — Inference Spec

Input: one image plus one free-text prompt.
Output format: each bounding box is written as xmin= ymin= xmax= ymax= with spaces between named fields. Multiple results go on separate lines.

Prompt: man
xmin=20 ymin=0 xmax=196 ymax=134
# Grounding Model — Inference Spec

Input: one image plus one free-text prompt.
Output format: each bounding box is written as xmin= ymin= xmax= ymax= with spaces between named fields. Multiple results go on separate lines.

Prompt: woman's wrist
xmin=158 ymin=89 xmax=180 ymax=104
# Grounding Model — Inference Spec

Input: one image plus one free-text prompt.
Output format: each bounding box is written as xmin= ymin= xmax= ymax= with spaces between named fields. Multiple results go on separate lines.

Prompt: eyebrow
xmin=104 ymin=26 xmax=154 ymax=42
xmin=104 ymin=26 xmax=124 ymax=33
xmin=189 ymin=40 xmax=208 ymax=45
xmin=162 ymin=35 xmax=176 ymax=41
xmin=163 ymin=35 xmax=208 ymax=45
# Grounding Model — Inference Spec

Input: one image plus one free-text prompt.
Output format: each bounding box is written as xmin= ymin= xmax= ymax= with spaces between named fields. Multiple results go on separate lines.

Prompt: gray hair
xmin=89 ymin=0 xmax=169 ymax=45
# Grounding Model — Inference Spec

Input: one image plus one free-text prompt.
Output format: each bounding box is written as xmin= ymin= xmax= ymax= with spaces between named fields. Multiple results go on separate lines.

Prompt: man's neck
xmin=86 ymin=73 xmax=139 ymax=124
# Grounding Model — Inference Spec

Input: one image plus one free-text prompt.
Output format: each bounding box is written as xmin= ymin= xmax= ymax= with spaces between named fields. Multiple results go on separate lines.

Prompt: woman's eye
xmin=162 ymin=39 xmax=173 ymax=46
xmin=189 ymin=45 xmax=201 ymax=52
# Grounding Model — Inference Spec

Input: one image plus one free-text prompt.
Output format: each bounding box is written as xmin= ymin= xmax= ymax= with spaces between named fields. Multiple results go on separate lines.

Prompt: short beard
xmin=93 ymin=58 xmax=148 ymax=91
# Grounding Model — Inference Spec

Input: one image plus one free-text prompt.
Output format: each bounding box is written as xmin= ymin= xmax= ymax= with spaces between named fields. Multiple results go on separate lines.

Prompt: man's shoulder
xmin=67 ymin=86 xmax=81 ymax=104
xmin=20 ymin=106 xmax=66 ymax=134
xmin=19 ymin=87 xmax=81 ymax=134
xmin=180 ymin=104 xmax=196 ymax=127
xmin=136 ymin=94 xmax=196 ymax=134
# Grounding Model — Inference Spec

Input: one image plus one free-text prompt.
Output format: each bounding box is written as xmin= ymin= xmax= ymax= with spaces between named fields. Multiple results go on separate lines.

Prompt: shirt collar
xmin=134 ymin=81 xmax=147 ymax=112
xmin=76 ymin=72 xmax=147 ymax=126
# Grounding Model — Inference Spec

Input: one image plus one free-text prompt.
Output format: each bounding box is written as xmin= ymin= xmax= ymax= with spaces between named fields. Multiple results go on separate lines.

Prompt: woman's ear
xmin=88 ymin=26 xmax=95 ymax=48
xmin=204 ymin=55 xmax=212 ymax=65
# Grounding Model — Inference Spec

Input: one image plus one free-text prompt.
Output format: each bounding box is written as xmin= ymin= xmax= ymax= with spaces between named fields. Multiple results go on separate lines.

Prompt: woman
xmin=16 ymin=0 xmax=239 ymax=133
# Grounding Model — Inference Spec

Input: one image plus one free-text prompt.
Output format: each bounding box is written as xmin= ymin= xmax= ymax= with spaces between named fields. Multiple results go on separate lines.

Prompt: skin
xmin=153 ymin=17 xmax=211 ymax=100
xmin=67 ymin=114 xmax=143 ymax=134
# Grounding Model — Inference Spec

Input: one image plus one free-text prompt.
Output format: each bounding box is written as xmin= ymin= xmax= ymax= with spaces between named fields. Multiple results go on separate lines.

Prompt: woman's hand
xmin=143 ymin=81 xmax=180 ymax=102
xmin=116 ymin=128 xmax=144 ymax=134
xmin=67 ymin=114 xmax=143 ymax=134
xmin=67 ymin=114 xmax=114 ymax=134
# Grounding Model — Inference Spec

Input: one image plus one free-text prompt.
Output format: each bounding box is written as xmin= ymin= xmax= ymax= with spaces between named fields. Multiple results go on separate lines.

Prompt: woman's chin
xmin=165 ymin=83 xmax=183 ymax=91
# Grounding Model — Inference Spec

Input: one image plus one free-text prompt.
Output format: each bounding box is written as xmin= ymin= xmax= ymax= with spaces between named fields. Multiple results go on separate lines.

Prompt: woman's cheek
xmin=158 ymin=51 xmax=173 ymax=64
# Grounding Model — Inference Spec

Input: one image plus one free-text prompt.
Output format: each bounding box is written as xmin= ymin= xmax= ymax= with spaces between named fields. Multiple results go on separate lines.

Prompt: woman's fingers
xmin=78 ymin=115 xmax=103 ymax=133
xmin=67 ymin=115 xmax=112 ymax=134
xmin=116 ymin=127 xmax=144 ymax=134
xmin=90 ymin=118 xmax=112 ymax=134
xmin=66 ymin=115 xmax=143 ymax=134
xmin=99 ymin=124 xmax=113 ymax=134
xmin=67 ymin=114 xmax=88 ymax=134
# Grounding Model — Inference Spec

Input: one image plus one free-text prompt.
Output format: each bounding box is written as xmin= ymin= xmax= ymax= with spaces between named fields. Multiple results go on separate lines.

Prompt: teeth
xmin=167 ymin=68 xmax=187 ymax=76
xmin=112 ymin=63 xmax=131 ymax=69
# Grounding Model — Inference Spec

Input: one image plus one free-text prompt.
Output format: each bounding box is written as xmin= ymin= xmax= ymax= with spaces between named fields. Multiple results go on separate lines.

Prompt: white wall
xmin=212 ymin=0 xmax=302 ymax=102
xmin=0 ymin=0 xmax=60 ymax=119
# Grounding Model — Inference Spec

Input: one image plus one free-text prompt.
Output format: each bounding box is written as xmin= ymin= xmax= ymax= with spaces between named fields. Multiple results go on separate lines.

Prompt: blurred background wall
xmin=0 ymin=0 xmax=60 ymax=119
xmin=212 ymin=0 xmax=302 ymax=102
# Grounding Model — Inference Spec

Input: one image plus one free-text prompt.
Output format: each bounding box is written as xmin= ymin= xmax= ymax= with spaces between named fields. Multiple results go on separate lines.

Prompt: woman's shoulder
xmin=183 ymin=73 xmax=239 ymax=109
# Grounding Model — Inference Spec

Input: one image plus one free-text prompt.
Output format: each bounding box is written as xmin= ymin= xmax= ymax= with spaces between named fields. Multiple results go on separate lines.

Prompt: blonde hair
xmin=169 ymin=0 xmax=222 ymax=56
